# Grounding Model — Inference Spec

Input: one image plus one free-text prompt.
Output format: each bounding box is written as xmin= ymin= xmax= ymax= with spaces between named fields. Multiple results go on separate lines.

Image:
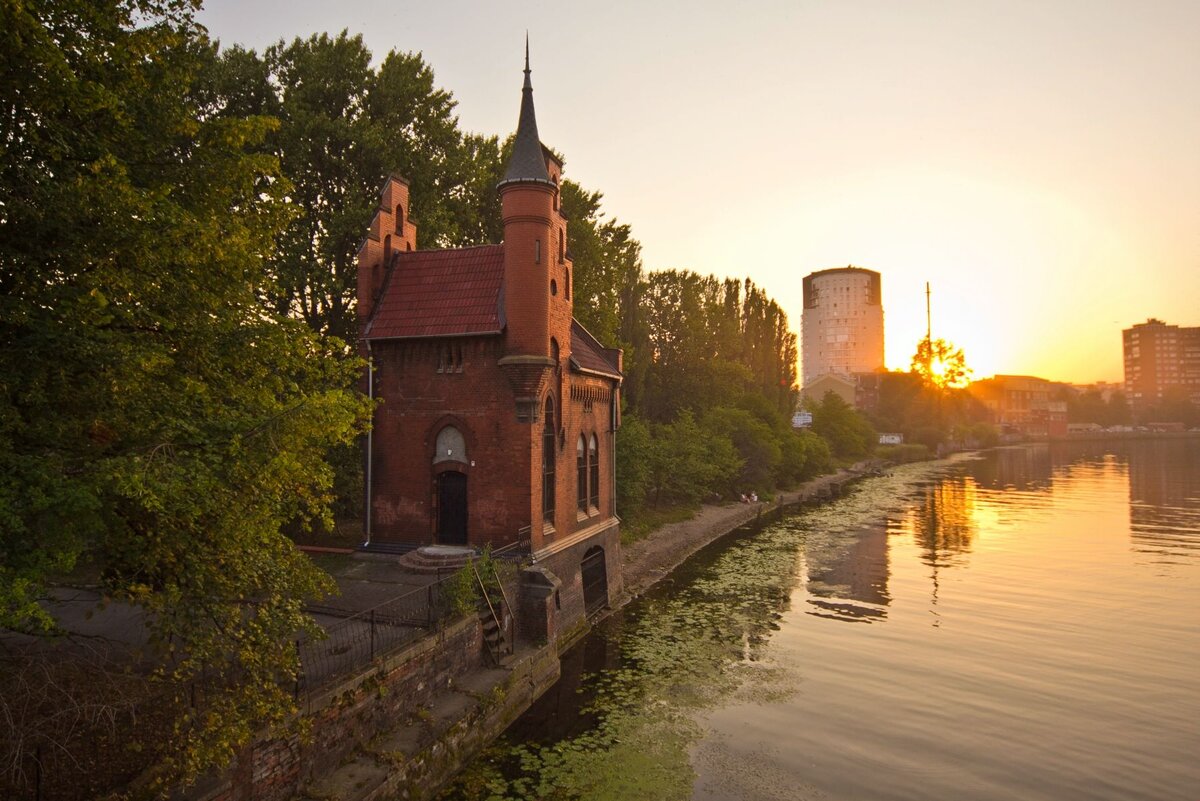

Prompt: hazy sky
xmin=198 ymin=0 xmax=1200 ymax=383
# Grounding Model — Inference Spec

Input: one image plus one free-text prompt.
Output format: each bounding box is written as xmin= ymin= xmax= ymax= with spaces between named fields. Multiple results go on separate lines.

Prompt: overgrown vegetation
xmin=442 ymin=549 xmax=509 ymax=617
xmin=1 ymin=1 xmax=371 ymax=792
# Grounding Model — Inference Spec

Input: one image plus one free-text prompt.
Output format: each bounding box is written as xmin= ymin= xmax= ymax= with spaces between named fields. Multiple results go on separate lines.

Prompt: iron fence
xmin=296 ymin=576 xmax=458 ymax=699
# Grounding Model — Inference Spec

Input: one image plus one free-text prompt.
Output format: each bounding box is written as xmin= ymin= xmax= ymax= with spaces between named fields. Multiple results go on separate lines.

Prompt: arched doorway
xmin=581 ymin=546 xmax=608 ymax=617
xmin=437 ymin=471 xmax=468 ymax=545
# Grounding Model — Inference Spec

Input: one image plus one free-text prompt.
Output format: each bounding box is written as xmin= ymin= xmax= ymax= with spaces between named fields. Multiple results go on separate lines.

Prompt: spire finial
xmin=523 ymin=33 xmax=531 ymax=89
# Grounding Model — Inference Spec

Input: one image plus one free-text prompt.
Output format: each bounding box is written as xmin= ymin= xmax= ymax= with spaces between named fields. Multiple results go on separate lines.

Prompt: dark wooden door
xmin=581 ymin=546 xmax=608 ymax=616
xmin=437 ymin=471 xmax=468 ymax=545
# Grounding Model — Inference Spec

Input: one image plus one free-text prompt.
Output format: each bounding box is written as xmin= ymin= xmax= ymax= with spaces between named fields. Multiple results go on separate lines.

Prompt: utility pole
xmin=925 ymin=281 xmax=932 ymax=343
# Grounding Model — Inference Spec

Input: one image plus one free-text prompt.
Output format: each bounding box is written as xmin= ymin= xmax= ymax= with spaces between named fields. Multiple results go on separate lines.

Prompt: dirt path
xmin=619 ymin=464 xmax=871 ymax=601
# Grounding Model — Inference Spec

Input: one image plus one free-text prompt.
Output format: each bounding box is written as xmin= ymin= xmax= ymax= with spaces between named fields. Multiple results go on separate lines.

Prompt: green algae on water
xmin=443 ymin=460 xmax=955 ymax=801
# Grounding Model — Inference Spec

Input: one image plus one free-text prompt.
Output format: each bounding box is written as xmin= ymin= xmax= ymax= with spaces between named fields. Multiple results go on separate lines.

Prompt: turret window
xmin=558 ymin=229 xmax=565 ymax=263
xmin=535 ymin=239 xmax=541 ymax=264
xmin=395 ymin=205 xmax=404 ymax=234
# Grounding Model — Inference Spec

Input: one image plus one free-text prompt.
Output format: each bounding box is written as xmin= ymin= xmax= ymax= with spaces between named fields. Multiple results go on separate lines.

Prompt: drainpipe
xmin=364 ymin=340 xmax=374 ymax=547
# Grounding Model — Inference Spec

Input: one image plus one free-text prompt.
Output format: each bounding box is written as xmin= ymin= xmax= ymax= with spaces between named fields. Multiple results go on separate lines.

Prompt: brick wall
xmin=368 ymin=336 xmax=537 ymax=545
xmin=201 ymin=616 xmax=484 ymax=801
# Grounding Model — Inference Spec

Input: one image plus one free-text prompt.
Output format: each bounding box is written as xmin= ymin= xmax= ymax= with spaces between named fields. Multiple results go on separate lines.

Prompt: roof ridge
xmin=392 ymin=243 xmax=503 ymax=257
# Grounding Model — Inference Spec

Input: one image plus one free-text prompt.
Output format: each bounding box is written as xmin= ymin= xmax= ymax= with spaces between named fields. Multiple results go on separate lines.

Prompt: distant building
xmin=800 ymin=372 xmax=857 ymax=407
xmin=879 ymin=433 xmax=904 ymax=445
xmin=1123 ymin=319 xmax=1200 ymax=413
xmin=969 ymin=375 xmax=1068 ymax=439
xmin=801 ymin=266 xmax=884 ymax=387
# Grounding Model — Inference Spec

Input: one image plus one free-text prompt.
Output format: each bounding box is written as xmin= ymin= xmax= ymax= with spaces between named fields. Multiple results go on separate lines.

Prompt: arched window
xmin=558 ymin=229 xmax=565 ymax=263
xmin=434 ymin=426 xmax=466 ymax=464
xmin=588 ymin=434 xmax=600 ymax=510
xmin=542 ymin=397 xmax=556 ymax=519
xmin=576 ymin=436 xmax=587 ymax=513
xmin=535 ymin=239 xmax=541 ymax=264
xmin=395 ymin=205 xmax=404 ymax=234
xmin=550 ymin=337 xmax=560 ymax=367
xmin=384 ymin=234 xmax=392 ymax=260
xmin=565 ymin=268 xmax=570 ymax=299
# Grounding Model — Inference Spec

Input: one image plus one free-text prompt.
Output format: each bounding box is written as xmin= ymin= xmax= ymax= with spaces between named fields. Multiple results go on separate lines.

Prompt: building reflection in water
xmin=971 ymin=445 xmax=1054 ymax=492
xmin=1125 ymin=439 xmax=1200 ymax=561
xmin=805 ymin=523 xmax=890 ymax=623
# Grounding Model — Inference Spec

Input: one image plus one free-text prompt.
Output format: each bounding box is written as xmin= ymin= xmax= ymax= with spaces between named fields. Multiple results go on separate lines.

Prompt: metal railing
xmin=296 ymin=576 xmax=458 ymax=699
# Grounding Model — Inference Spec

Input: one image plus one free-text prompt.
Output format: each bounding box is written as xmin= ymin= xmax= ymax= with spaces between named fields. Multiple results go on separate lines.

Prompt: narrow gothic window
xmin=577 ymin=436 xmax=587 ymax=513
xmin=565 ymin=268 xmax=570 ymax=299
xmin=588 ymin=434 xmax=600 ymax=510
xmin=559 ymin=230 xmax=565 ymax=263
xmin=395 ymin=205 xmax=403 ymax=234
xmin=542 ymin=397 xmax=556 ymax=519
xmin=535 ymin=239 xmax=541 ymax=264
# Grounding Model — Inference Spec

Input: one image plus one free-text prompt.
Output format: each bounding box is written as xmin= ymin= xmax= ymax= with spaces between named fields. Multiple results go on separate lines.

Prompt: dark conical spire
xmin=500 ymin=36 xmax=552 ymax=187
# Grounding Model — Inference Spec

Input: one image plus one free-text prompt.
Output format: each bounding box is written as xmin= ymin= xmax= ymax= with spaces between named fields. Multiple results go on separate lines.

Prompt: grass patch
xmin=620 ymin=504 xmax=700 ymax=545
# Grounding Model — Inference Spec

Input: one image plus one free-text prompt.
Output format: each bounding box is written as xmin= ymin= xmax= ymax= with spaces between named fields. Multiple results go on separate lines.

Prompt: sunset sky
xmin=198 ymin=0 xmax=1200 ymax=384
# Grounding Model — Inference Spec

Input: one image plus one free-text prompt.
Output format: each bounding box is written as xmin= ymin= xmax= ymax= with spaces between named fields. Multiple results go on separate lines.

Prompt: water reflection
xmin=971 ymin=445 xmax=1053 ymax=492
xmin=447 ymin=441 xmax=1200 ymax=800
xmin=805 ymin=524 xmax=890 ymax=623
xmin=903 ymin=477 xmax=977 ymax=567
xmin=1126 ymin=439 xmax=1200 ymax=561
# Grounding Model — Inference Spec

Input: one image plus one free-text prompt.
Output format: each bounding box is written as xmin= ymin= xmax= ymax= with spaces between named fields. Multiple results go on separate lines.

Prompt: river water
xmin=445 ymin=440 xmax=1200 ymax=801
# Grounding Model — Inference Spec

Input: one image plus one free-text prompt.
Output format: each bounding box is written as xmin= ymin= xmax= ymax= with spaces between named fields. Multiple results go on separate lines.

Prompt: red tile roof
xmin=570 ymin=320 xmax=621 ymax=379
xmin=364 ymin=245 xmax=505 ymax=340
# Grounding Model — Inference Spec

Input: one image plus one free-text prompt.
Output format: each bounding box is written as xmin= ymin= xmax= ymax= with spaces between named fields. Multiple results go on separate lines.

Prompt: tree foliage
xmin=0 ymin=0 xmax=369 ymax=788
xmin=806 ymin=392 xmax=878 ymax=459
xmin=911 ymin=336 xmax=971 ymax=389
xmin=205 ymin=32 xmax=506 ymax=342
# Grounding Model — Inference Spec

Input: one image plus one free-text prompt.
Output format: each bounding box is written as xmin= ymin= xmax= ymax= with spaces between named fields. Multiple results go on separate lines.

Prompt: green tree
xmin=204 ymin=33 xmax=506 ymax=343
xmin=615 ymin=414 xmax=653 ymax=517
xmin=645 ymin=411 xmax=741 ymax=507
xmin=0 ymin=1 xmax=370 ymax=787
xmin=807 ymin=392 xmax=877 ymax=459
xmin=702 ymin=407 xmax=783 ymax=494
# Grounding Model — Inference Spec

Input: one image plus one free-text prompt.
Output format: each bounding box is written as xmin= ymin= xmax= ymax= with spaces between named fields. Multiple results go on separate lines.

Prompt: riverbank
xmin=620 ymin=464 xmax=871 ymax=601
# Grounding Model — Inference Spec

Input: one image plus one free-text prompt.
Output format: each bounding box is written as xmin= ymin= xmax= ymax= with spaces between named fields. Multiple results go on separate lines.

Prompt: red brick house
xmin=354 ymin=50 xmax=622 ymax=619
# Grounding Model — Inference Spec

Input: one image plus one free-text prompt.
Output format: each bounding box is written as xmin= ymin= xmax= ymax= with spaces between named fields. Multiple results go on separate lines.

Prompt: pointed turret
xmin=499 ymin=37 xmax=553 ymax=188
xmin=497 ymin=39 xmax=558 ymax=424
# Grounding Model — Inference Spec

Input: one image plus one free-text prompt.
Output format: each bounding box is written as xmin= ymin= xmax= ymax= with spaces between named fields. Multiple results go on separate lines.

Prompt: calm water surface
xmin=448 ymin=441 xmax=1200 ymax=801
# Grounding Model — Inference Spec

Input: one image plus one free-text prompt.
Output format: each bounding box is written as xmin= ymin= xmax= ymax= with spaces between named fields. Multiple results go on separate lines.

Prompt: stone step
xmin=396 ymin=545 xmax=478 ymax=575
